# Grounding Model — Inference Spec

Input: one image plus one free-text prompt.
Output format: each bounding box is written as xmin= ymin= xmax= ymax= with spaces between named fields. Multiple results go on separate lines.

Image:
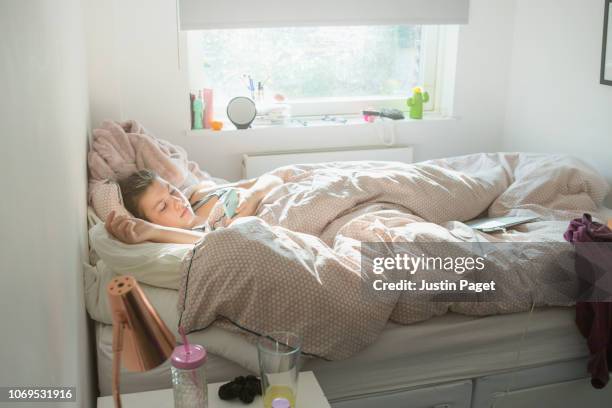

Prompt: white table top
xmin=97 ymin=371 xmax=330 ymax=408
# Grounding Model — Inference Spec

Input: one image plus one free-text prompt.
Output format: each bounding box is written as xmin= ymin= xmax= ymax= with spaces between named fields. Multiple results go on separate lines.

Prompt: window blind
xmin=179 ymin=0 xmax=470 ymax=30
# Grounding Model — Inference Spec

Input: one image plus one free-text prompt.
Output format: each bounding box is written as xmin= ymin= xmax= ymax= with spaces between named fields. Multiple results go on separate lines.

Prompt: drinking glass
xmin=257 ymin=332 xmax=302 ymax=408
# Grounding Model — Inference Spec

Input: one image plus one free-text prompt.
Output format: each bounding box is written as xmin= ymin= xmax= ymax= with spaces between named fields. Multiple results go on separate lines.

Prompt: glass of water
xmin=257 ymin=332 xmax=302 ymax=408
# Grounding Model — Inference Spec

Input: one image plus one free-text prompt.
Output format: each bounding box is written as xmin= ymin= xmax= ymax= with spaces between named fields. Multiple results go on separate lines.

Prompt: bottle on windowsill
xmin=192 ymin=91 xmax=204 ymax=130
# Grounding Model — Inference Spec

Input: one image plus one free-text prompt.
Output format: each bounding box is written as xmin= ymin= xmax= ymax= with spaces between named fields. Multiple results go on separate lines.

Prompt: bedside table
xmin=97 ymin=371 xmax=331 ymax=407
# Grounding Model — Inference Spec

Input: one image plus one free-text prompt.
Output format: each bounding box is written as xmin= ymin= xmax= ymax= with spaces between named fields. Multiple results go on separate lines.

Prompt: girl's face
xmin=138 ymin=178 xmax=195 ymax=228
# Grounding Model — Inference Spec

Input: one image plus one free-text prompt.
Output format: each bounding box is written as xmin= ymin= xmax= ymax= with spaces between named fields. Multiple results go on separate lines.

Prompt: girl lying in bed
xmin=105 ymin=169 xmax=282 ymax=245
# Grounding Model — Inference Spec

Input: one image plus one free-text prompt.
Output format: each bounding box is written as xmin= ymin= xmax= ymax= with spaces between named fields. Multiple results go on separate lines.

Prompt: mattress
xmin=96 ymin=307 xmax=588 ymax=400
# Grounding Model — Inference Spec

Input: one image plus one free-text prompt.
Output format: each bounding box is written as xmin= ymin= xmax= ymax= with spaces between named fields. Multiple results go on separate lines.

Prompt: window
xmin=187 ymin=25 xmax=444 ymax=119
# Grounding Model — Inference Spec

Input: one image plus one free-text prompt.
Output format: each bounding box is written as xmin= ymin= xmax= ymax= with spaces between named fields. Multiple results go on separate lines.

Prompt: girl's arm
xmin=148 ymin=225 xmax=204 ymax=244
xmin=189 ymin=174 xmax=282 ymax=203
xmin=246 ymin=174 xmax=283 ymax=197
xmin=189 ymin=178 xmax=256 ymax=202
xmin=188 ymin=175 xmax=283 ymax=223
xmin=106 ymin=211 xmax=204 ymax=245
xmin=233 ymin=175 xmax=283 ymax=218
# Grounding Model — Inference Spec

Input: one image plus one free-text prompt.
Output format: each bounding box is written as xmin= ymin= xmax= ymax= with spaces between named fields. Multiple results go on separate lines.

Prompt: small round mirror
xmin=226 ymin=97 xmax=257 ymax=129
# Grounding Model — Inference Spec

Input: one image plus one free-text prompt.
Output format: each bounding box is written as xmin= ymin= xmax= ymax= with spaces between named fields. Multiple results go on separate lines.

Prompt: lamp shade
xmin=107 ymin=276 xmax=176 ymax=372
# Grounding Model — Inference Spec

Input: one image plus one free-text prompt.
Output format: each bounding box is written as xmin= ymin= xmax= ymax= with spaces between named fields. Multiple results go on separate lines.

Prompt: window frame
xmin=187 ymin=25 xmax=446 ymax=119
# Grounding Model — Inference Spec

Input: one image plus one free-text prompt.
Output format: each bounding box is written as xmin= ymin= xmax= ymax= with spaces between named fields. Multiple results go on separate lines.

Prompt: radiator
xmin=242 ymin=145 xmax=414 ymax=178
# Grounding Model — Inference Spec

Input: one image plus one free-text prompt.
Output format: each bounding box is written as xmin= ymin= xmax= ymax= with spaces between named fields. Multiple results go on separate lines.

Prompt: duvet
xmin=177 ymin=153 xmax=609 ymax=360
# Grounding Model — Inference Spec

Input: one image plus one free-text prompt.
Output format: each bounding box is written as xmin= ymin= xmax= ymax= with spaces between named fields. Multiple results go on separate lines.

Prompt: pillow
xmin=89 ymin=223 xmax=192 ymax=290
xmin=89 ymin=180 xmax=133 ymax=222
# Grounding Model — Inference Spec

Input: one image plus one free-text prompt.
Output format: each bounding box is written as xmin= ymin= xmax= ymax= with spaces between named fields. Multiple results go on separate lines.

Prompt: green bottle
xmin=407 ymin=87 xmax=430 ymax=120
xmin=193 ymin=91 xmax=204 ymax=129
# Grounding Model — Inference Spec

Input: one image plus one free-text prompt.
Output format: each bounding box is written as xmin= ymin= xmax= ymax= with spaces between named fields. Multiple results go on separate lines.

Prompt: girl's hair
xmin=118 ymin=169 xmax=158 ymax=219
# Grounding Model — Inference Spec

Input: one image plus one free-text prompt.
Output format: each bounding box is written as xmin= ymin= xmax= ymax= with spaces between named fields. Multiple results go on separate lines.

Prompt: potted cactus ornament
xmin=407 ymin=87 xmax=429 ymax=119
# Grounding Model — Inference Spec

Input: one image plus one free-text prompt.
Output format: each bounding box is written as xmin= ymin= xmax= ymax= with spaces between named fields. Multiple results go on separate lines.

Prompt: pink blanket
xmin=88 ymin=120 xmax=215 ymax=204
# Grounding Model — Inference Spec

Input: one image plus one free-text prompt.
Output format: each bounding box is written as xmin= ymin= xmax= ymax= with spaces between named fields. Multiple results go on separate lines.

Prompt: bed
xmin=84 ymin=203 xmax=610 ymax=406
xmin=93 ymin=304 xmax=588 ymax=400
xmin=85 ymin=123 xmax=612 ymax=406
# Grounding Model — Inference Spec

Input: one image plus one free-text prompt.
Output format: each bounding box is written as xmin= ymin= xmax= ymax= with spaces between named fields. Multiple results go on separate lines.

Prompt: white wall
xmin=0 ymin=1 xmax=94 ymax=407
xmin=502 ymin=0 xmax=612 ymax=205
xmin=86 ymin=0 xmax=515 ymax=181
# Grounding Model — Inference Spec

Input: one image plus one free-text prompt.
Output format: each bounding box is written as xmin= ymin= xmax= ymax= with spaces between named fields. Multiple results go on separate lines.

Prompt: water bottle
xmin=171 ymin=341 xmax=208 ymax=408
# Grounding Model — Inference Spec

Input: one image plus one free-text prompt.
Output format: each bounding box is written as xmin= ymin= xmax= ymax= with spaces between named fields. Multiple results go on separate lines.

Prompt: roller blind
xmin=179 ymin=0 xmax=470 ymax=30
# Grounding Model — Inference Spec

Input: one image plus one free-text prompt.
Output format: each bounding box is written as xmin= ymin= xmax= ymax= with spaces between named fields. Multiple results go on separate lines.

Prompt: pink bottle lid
xmin=272 ymin=398 xmax=291 ymax=408
xmin=171 ymin=344 xmax=207 ymax=370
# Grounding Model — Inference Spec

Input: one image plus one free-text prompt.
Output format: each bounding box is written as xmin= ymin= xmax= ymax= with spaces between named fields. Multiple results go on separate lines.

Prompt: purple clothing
xmin=564 ymin=213 xmax=612 ymax=243
xmin=565 ymin=214 xmax=612 ymax=389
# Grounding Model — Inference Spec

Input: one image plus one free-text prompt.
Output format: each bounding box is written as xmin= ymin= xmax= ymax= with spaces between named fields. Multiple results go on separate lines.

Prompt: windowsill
xmin=186 ymin=112 xmax=456 ymax=135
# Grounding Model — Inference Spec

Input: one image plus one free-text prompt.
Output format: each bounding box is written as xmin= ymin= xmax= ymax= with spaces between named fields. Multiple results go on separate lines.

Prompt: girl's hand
xmin=235 ymin=188 xmax=264 ymax=217
xmin=105 ymin=210 xmax=157 ymax=244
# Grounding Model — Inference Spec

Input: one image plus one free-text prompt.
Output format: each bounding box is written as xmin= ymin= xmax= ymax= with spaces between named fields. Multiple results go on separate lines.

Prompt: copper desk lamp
xmin=107 ymin=276 xmax=176 ymax=408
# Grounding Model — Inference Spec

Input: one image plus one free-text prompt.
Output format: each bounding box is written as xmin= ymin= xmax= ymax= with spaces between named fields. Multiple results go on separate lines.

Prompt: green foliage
xmin=197 ymin=26 xmax=423 ymax=100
